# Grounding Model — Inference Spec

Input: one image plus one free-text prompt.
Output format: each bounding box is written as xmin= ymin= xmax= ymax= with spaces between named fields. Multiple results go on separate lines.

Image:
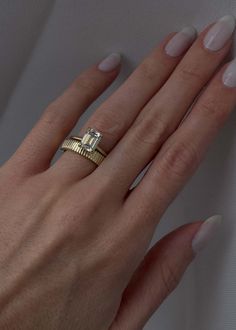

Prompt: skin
xmin=0 ymin=20 xmax=235 ymax=329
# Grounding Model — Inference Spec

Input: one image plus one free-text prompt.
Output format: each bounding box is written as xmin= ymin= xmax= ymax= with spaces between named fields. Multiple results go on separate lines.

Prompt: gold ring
xmin=60 ymin=128 xmax=107 ymax=166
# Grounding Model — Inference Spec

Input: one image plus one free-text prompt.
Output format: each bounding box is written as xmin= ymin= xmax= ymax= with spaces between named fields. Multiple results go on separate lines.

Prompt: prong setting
xmin=80 ymin=128 xmax=102 ymax=153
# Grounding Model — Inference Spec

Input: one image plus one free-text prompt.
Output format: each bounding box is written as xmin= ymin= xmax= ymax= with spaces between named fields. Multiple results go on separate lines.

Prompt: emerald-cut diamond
xmin=81 ymin=128 xmax=102 ymax=152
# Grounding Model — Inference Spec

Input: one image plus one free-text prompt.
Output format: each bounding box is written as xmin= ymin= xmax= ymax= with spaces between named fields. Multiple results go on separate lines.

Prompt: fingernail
xmin=222 ymin=58 xmax=236 ymax=87
xmin=165 ymin=26 xmax=197 ymax=57
xmin=203 ymin=15 xmax=236 ymax=51
xmin=192 ymin=215 xmax=222 ymax=254
xmin=98 ymin=53 xmax=121 ymax=72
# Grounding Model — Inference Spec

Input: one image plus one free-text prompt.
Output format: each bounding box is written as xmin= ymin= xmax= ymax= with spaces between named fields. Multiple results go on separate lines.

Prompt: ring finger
xmin=54 ymin=26 xmax=197 ymax=178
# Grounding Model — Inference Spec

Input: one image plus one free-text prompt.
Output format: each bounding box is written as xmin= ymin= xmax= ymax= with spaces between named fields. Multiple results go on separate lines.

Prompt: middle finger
xmin=96 ymin=15 xmax=235 ymax=191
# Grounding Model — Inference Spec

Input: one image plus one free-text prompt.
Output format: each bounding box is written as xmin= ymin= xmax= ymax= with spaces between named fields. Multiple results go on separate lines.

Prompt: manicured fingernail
xmin=222 ymin=58 xmax=236 ymax=87
xmin=204 ymin=15 xmax=236 ymax=51
xmin=98 ymin=53 xmax=121 ymax=72
xmin=165 ymin=26 xmax=197 ymax=57
xmin=192 ymin=215 xmax=222 ymax=254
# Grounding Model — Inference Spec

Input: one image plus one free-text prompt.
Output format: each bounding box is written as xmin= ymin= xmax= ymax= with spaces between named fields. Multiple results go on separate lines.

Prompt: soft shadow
xmin=182 ymin=108 xmax=236 ymax=328
xmin=0 ymin=0 xmax=56 ymax=117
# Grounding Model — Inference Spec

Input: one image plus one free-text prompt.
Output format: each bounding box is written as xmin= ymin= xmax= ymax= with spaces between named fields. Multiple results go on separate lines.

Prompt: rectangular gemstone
xmin=81 ymin=128 xmax=102 ymax=152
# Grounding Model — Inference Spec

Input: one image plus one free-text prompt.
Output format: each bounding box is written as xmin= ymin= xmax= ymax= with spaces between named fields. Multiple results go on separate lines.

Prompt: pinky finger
xmin=110 ymin=215 xmax=221 ymax=330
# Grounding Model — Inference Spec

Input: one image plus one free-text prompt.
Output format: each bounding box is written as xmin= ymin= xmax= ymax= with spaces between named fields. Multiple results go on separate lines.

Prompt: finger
xmin=110 ymin=216 xmax=221 ymax=330
xmin=128 ymin=57 xmax=236 ymax=222
xmin=6 ymin=53 xmax=122 ymax=176
xmin=97 ymin=15 xmax=235 ymax=192
xmin=54 ymin=27 xmax=197 ymax=178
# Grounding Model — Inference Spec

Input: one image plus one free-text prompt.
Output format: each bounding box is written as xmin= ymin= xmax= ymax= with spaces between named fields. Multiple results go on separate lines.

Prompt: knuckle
xmin=178 ymin=65 xmax=204 ymax=84
xmin=88 ymin=108 xmax=124 ymax=140
xmin=53 ymin=203 xmax=95 ymax=241
xmin=41 ymin=102 xmax=59 ymax=125
xmin=199 ymin=98 xmax=229 ymax=124
xmin=160 ymin=258 xmax=180 ymax=295
xmin=132 ymin=113 xmax=170 ymax=148
xmin=55 ymin=185 xmax=109 ymax=233
xmin=40 ymin=100 xmax=69 ymax=130
xmin=86 ymin=175 xmax=115 ymax=200
xmin=40 ymin=99 xmax=84 ymax=133
xmin=72 ymin=75 xmax=98 ymax=95
xmin=160 ymin=141 xmax=199 ymax=179
xmin=138 ymin=59 xmax=158 ymax=82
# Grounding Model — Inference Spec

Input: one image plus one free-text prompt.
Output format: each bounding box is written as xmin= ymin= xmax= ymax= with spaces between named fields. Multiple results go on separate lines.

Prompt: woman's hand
xmin=0 ymin=15 xmax=235 ymax=330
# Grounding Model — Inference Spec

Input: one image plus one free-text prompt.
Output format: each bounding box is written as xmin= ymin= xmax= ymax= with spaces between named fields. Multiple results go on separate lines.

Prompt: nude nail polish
xmin=98 ymin=53 xmax=121 ymax=72
xmin=165 ymin=26 xmax=197 ymax=57
xmin=192 ymin=215 xmax=222 ymax=254
xmin=222 ymin=58 xmax=236 ymax=87
xmin=204 ymin=15 xmax=236 ymax=51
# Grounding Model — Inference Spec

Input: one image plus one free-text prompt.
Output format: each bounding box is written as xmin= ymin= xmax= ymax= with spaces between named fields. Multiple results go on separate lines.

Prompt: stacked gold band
xmin=71 ymin=136 xmax=106 ymax=156
xmin=61 ymin=137 xmax=105 ymax=166
xmin=60 ymin=129 xmax=107 ymax=166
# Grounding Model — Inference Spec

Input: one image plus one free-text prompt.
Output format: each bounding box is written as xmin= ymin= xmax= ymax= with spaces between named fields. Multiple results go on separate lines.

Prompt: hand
xmin=0 ymin=15 xmax=235 ymax=330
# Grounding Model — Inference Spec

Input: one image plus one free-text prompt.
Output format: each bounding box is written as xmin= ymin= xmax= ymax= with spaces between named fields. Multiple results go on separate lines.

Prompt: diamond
xmin=81 ymin=128 xmax=102 ymax=152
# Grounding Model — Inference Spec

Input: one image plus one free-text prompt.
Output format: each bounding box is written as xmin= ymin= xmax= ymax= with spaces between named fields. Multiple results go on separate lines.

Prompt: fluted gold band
xmin=60 ymin=137 xmax=106 ymax=166
xmin=71 ymin=136 xmax=107 ymax=156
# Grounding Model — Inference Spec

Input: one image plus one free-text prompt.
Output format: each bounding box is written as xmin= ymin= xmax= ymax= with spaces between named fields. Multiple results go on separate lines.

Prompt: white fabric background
xmin=1 ymin=1 xmax=236 ymax=329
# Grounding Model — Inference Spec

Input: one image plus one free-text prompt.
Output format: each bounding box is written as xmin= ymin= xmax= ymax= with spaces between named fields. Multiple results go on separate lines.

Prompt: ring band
xmin=71 ymin=136 xmax=107 ymax=156
xmin=60 ymin=128 xmax=107 ymax=166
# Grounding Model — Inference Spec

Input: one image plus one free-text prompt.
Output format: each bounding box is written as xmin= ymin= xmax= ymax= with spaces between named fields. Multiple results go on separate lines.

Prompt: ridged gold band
xmin=71 ymin=136 xmax=107 ymax=156
xmin=60 ymin=137 xmax=106 ymax=166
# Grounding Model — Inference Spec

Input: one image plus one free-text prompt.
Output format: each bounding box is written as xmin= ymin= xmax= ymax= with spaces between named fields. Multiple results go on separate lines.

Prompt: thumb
xmin=110 ymin=215 xmax=222 ymax=330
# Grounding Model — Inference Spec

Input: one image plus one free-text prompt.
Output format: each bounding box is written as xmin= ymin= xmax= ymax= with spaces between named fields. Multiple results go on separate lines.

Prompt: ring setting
xmin=60 ymin=128 xmax=107 ymax=166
